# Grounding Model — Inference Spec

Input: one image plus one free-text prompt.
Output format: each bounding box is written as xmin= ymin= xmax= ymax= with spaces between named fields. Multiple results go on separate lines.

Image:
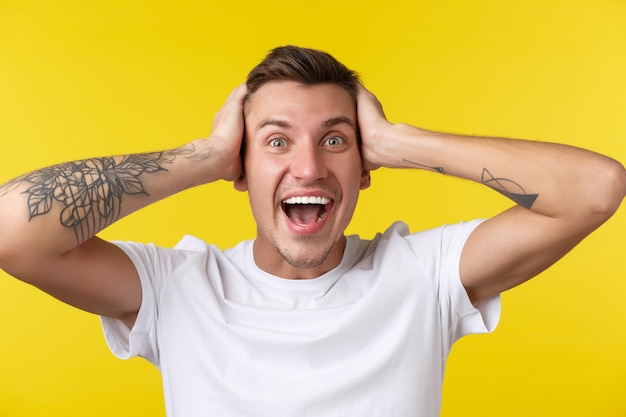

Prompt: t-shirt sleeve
xmin=405 ymin=219 xmax=501 ymax=350
xmin=100 ymin=241 xmax=163 ymax=366
xmin=437 ymin=220 xmax=501 ymax=345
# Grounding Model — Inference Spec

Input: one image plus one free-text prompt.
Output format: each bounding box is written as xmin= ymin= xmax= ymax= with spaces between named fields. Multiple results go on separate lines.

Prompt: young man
xmin=0 ymin=46 xmax=624 ymax=416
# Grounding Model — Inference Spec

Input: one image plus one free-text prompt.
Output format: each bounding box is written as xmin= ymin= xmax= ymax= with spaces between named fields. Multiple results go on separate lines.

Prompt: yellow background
xmin=1 ymin=0 xmax=625 ymax=415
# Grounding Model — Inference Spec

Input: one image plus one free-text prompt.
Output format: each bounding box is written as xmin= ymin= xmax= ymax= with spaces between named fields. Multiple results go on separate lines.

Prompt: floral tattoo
xmin=1 ymin=144 xmax=202 ymax=244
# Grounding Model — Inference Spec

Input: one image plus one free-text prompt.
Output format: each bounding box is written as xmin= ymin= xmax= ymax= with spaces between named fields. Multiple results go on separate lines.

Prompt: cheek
xmin=244 ymin=159 xmax=281 ymax=203
xmin=246 ymin=155 xmax=277 ymax=181
xmin=338 ymin=164 xmax=368 ymax=205
xmin=342 ymin=155 xmax=367 ymax=186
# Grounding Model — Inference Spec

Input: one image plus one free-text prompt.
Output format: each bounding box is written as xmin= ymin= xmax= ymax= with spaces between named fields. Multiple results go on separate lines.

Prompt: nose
xmin=289 ymin=142 xmax=327 ymax=181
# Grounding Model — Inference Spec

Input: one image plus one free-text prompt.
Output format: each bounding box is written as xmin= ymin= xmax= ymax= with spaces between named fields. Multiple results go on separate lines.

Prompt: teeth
xmin=283 ymin=196 xmax=331 ymax=205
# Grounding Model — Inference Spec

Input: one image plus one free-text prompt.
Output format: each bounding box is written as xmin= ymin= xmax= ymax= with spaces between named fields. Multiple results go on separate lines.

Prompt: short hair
xmin=244 ymin=45 xmax=360 ymax=107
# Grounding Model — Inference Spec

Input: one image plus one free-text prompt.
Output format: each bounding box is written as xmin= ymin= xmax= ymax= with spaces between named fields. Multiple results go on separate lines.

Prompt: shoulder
xmin=352 ymin=219 xmax=484 ymax=253
xmin=112 ymin=235 xmax=245 ymax=276
xmin=344 ymin=220 xmax=485 ymax=285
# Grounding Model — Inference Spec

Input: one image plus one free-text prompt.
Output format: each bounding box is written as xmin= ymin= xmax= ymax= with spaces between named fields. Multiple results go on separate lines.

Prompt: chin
xmin=282 ymin=252 xmax=328 ymax=270
xmin=279 ymin=246 xmax=333 ymax=271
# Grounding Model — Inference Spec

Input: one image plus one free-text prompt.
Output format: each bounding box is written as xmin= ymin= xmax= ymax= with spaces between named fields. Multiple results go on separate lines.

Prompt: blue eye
xmin=269 ymin=138 xmax=287 ymax=147
xmin=324 ymin=136 xmax=344 ymax=146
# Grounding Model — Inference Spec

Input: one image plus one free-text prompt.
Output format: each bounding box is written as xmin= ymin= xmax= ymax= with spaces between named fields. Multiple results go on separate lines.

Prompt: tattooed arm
xmin=357 ymin=84 xmax=626 ymax=304
xmin=0 ymin=85 xmax=247 ymax=325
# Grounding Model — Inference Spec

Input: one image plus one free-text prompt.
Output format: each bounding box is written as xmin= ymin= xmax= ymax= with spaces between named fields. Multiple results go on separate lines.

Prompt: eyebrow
xmin=256 ymin=116 xmax=355 ymax=131
xmin=256 ymin=118 xmax=292 ymax=130
xmin=323 ymin=116 xmax=355 ymax=129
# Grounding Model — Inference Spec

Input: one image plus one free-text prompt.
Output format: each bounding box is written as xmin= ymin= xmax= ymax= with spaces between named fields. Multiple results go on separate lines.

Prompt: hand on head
xmin=209 ymin=83 xmax=248 ymax=182
xmin=212 ymin=81 xmax=394 ymax=184
xmin=356 ymin=83 xmax=394 ymax=172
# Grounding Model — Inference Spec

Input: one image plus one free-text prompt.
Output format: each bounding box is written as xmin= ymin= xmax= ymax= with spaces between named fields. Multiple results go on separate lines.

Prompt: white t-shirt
xmin=102 ymin=221 xmax=500 ymax=417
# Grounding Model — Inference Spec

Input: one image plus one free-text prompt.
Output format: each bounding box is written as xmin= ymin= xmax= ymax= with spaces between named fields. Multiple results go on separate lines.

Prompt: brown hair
xmin=244 ymin=45 xmax=360 ymax=106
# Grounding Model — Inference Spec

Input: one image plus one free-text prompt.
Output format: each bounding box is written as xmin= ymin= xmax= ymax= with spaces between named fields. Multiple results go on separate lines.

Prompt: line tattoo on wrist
xmin=3 ymin=144 xmax=202 ymax=244
xmin=481 ymin=168 xmax=538 ymax=209
xmin=402 ymin=158 xmax=446 ymax=174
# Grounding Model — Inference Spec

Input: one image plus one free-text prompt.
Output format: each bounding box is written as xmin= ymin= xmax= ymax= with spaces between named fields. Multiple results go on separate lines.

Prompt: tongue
xmin=286 ymin=204 xmax=323 ymax=225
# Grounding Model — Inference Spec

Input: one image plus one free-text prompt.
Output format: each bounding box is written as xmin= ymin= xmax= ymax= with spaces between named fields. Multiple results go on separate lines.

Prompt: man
xmin=0 ymin=46 xmax=624 ymax=416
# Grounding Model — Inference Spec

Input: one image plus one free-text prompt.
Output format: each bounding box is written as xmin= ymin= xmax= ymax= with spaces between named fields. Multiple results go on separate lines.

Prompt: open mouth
xmin=282 ymin=196 xmax=332 ymax=226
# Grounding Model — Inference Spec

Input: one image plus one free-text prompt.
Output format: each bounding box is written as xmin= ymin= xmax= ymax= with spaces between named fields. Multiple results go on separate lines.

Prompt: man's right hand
xmin=0 ymin=84 xmax=251 ymax=326
xmin=201 ymin=83 xmax=248 ymax=183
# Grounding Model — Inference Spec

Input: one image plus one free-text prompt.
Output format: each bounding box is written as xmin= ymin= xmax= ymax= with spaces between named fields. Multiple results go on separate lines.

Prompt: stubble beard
xmin=274 ymin=234 xmax=338 ymax=270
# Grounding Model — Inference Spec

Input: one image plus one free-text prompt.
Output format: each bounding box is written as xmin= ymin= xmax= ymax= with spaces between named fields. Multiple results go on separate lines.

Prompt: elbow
xmin=0 ymin=236 xmax=13 ymax=270
xmin=0 ymin=238 xmax=20 ymax=276
xmin=0 ymin=226 xmax=32 ymax=277
xmin=0 ymin=248 xmax=16 ymax=279
xmin=591 ymin=158 xmax=626 ymax=221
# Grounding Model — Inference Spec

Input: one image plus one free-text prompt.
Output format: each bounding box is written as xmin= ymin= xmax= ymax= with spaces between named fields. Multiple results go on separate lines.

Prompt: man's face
xmin=236 ymin=81 xmax=370 ymax=279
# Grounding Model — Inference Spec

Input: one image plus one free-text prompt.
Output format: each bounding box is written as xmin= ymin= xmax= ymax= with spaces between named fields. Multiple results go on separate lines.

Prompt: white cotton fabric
xmin=101 ymin=220 xmax=500 ymax=417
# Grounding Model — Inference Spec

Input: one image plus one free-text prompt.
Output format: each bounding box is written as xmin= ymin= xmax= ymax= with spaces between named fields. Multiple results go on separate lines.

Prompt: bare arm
xmin=357 ymin=84 xmax=626 ymax=304
xmin=0 ymin=85 xmax=247 ymax=325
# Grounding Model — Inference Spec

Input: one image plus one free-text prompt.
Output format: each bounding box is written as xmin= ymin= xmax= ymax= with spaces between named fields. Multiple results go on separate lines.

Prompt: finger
xmin=356 ymin=82 xmax=370 ymax=95
xmin=213 ymin=85 xmax=247 ymax=128
xmin=225 ymin=83 xmax=248 ymax=103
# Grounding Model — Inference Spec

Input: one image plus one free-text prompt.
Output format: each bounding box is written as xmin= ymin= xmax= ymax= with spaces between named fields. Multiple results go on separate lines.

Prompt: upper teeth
xmin=283 ymin=196 xmax=331 ymax=205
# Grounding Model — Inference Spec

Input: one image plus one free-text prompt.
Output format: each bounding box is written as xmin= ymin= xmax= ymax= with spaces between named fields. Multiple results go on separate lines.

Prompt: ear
xmin=234 ymin=173 xmax=248 ymax=192
xmin=359 ymin=169 xmax=371 ymax=190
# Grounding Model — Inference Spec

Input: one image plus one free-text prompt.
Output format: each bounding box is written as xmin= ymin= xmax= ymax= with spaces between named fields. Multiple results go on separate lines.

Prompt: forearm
xmin=0 ymin=139 xmax=227 ymax=261
xmin=375 ymin=124 xmax=626 ymax=222
xmin=357 ymin=84 xmax=624 ymax=301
